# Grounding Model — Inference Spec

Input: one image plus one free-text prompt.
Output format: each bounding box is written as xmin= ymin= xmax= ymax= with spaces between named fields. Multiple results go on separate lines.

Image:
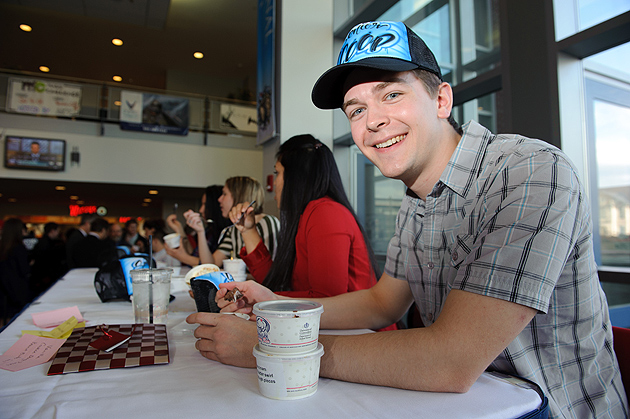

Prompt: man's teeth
xmin=375 ymin=135 xmax=404 ymax=149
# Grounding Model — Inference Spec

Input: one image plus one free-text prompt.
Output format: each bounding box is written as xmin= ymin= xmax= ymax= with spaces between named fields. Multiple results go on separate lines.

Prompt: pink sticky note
xmin=0 ymin=334 xmax=66 ymax=372
xmin=31 ymin=306 xmax=85 ymax=328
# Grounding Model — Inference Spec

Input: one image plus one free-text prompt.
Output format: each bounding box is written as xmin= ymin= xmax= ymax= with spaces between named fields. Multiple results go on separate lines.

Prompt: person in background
xmin=0 ymin=218 xmax=31 ymax=326
xmin=72 ymin=217 xmax=117 ymax=268
xmin=165 ymin=186 xmax=232 ymax=268
xmin=187 ymin=21 xmax=626 ymax=418
xmin=120 ymin=218 xmax=148 ymax=253
xmin=142 ymin=218 xmax=166 ymax=243
xmin=65 ymin=213 xmax=96 ymax=269
xmin=180 ymin=177 xmax=280 ymax=269
xmin=201 ymin=185 xmax=232 ymax=253
xmin=108 ymin=222 xmax=123 ymax=245
xmin=29 ymin=222 xmax=65 ymax=296
xmin=150 ymin=228 xmax=182 ymax=268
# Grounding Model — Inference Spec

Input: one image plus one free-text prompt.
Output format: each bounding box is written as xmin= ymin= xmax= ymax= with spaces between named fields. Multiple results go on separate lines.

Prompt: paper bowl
xmin=252 ymin=300 xmax=323 ymax=354
xmin=184 ymin=263 xmax=220 ymax=285
xmin=164 ymin=233 xmax=181 ymax=248
xmin=253 ymin=343 xmax=324 ymax=400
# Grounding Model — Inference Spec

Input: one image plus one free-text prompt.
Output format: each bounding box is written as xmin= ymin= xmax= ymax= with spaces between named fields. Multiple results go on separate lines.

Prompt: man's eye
xmin=349 ymin=108 xmax=364 ymax=118
xmin=386 ymin=92 xmax=400 ymax=100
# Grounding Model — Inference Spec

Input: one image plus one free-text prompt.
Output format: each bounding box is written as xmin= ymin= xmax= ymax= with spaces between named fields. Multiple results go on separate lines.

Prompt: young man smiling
xmin=187 ymin=21 xmax=627 ymax=418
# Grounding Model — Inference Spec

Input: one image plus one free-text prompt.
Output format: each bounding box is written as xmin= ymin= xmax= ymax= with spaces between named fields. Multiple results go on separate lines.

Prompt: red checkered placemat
xmin=47 ymin=324 xmax=169 ymax=375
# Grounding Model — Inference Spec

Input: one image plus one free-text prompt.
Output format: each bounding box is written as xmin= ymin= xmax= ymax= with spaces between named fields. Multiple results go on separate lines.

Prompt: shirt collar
xmin=438 ymin=120 xmax=493 ymax=198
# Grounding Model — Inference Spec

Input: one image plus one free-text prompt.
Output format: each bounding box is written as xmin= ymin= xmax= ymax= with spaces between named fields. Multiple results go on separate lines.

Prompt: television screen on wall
xmin=4 ymin=135 xmax=66 ymax=172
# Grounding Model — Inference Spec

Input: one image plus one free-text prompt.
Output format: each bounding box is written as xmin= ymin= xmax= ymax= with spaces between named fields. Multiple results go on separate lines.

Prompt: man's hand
xmin=186 ymin=312 xmax=258 ymax=367
xmin=216 ymin=280 xmax=282 ymax=316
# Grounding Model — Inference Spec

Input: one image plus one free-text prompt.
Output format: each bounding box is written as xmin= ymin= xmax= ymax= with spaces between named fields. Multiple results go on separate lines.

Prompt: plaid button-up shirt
xmin=385 ymin=121 xmax=627 ymax=418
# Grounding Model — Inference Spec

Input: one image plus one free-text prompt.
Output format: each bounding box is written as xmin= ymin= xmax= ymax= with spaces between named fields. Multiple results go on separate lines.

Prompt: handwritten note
xmin=0 ymin=334 xmax=66 ymax=372
xmin=31 ymin=306 xmax=85 ymax=328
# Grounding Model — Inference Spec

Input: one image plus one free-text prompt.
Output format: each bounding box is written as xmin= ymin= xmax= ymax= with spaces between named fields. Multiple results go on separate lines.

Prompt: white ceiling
xmin=0 ymin=0 xmax=258 ymax=96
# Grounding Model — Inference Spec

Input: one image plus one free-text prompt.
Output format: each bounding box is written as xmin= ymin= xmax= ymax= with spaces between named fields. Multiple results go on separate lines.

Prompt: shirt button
xmin=452 ymin=251 xmax=458 ymax=261
xmin=427 ymin=261 xmax=434 ymax=269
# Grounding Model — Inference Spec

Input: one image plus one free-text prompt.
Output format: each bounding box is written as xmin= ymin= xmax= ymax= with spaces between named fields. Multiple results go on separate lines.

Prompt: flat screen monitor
xmin=4 ymin=135 xmax=66 ymax=171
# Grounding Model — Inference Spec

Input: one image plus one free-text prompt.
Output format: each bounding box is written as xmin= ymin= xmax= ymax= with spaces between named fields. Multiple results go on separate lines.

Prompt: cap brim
xmin=311 ymin=58 xmax=418 ymax=110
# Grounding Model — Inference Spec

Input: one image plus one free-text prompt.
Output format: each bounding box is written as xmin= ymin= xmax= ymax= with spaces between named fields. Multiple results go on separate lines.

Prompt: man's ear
xmin=436 ymin=82 xmax=454 ymax=120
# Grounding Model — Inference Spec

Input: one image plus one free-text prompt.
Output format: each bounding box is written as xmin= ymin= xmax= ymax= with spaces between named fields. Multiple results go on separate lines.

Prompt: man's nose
xmin=366 ymin=108 xmax=388 ymax=132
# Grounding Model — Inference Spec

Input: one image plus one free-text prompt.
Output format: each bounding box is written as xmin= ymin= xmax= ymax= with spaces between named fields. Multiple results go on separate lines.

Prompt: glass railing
xmin=0 ymin=69 xmax=257 ymax=138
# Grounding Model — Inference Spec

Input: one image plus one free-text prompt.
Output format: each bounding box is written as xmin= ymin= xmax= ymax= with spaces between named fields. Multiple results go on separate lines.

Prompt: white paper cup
xmin=223 ymin=258 xmax=246 ymax=276
xmin=253 ymin=343 xmax=324 ymax=400
xmin=253 ymin=300 xmax=324 ymax=354
xmin=164 ymin=233 xmax=180 ymax=248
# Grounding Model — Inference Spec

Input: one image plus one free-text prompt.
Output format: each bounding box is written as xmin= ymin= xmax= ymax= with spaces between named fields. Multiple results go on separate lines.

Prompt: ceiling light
xmin=193 ymin=51 xmax=204 ymax=59
xmin=20 ymin=24 xmax=32 ymax=32
xmin=144 ymin=198 xmax=152 ymax=203
xmin=142 ymin=203 xmax=149 ymax=207
xmin=114 ymin=100 xmax=121 ymax=106
xmin=148 ymin=190 xmax=158 ymax=195
xmin=77 ymin=200 xmax=85 ymax=205
xmin=39 ymin=66 xmax=50 ymax=73
xmin=113 ymin=75 xmax=122 ymax=82
xmin=8 ymin=198 xmax=17 ymax=202
xmin=0 ymin=193 xmax=3 ymax=198
xmin=112 ymin=38 xmax=123 ymax=46
xmin=55 ymin=185 xmax=66 ymax=191
xmin=70 ymin=196 xmax=79 ymax=200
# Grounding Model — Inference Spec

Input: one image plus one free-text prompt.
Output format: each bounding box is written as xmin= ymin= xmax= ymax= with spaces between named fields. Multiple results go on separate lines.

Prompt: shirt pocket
xmin=449 ymin=234 xmax=473 ymax=270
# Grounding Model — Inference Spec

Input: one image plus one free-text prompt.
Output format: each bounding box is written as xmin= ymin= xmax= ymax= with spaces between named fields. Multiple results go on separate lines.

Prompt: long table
xmin=0 ymin=268 xmax=543 ymax=419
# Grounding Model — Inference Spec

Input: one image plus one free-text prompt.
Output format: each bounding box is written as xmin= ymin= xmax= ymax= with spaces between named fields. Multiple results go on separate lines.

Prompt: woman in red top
xmin=231 ymin=134 xmax=396 ymax=330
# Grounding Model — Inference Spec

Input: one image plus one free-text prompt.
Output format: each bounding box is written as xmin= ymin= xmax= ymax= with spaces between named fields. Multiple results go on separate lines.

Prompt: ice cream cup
xmin=252 ymin=300 xmax=323 ymax=354
xmin=164 ymin=233 xmax=181 ymax=248
xmin=253 ymin=343 xmax=324 ymax=400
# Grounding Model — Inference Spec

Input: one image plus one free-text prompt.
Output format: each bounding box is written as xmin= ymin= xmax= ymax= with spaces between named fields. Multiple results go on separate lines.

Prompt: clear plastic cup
xmin=131 ymin=269 xmax=172 ymax=324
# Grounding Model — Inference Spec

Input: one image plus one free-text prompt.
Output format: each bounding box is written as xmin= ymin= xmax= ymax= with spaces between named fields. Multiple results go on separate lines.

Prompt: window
xmin=584 ymin=43 xmax=630 ymax=268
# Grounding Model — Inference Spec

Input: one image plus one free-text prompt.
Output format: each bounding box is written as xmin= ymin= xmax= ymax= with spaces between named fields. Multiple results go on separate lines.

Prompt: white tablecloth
xmin=0 ymin=268 xmax=543 ymax=419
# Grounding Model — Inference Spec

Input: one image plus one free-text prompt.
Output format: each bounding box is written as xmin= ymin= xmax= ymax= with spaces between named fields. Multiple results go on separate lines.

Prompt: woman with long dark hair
xmin=232 ymin=134 xmax=387 ymax=305
xmin=0 ymin=218 xmax=32 ymax=326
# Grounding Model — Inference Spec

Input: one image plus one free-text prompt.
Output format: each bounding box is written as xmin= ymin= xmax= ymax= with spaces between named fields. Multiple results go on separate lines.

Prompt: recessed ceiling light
xmin=143 ymin=198 xmax=152 ymax=203
xmin=114 ymin=100 xmax=121 ymax=106
xmin=142 ymin=203 xmax=149 ymax=207
xmin=112 ymin=38 xmax=123 ymax=46
xmin=55 ymin=185 xmax=66 ymax=191
xmin=39 ymin=66 xmax=50 ymax=73
xmin=148 ymin=190 xmax=158 ymax=195
xmin=20 ymin=24 xmax=32 ymax=32
xmin=113 ymin=75 xmax=122 ymax=82
xmin=70 ymin=195 xmax=79 ymax=200
xmin=9 ymin=198 xmax=18 ymax=202
xmin=193 ymin=51 xmax=204 ymax=59
xmin=77 ymin=200 xmax=85 ymax=205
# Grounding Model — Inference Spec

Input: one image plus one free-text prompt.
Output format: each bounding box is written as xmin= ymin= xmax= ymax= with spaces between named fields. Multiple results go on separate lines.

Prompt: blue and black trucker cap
xmin=311 ymin=21 xmax=442 ymax=110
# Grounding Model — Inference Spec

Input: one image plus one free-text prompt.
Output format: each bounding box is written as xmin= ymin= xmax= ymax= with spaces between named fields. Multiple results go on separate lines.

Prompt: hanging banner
xmin=256 ymin=0 xmax=277 ymax=144
xmin=120 ymin=91 xmax=189 ymax=136
xmin=7 ymin=77 xmax=81 ymax=116
xmin=220 ymin=104 xmax=258 ymax=132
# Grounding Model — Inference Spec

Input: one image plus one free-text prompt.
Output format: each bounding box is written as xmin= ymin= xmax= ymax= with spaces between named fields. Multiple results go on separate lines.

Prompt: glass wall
xmin=583 ymin=42 xmax=630 ymax=268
